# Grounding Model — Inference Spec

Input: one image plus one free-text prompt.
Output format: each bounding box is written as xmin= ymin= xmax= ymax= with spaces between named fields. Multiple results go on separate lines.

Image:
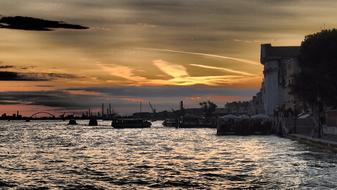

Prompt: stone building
xmin=260 ymin=44 xmax=300 ymax=116
xmin=224 ymin=101 xmax=250 ymax=114
xmin=250 ymin=89 xmax=265 ymax=115
xmin=224 ymin=89 xmax=264 ymax=115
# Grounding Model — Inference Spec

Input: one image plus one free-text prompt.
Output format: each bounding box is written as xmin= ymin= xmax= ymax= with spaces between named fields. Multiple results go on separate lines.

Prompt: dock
xmin=216 ymin=115 xmax=272 ymax=135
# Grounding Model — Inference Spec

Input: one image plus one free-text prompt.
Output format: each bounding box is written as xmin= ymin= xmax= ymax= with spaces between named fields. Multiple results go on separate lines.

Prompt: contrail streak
xmin=190 ymin=64 xmax=256 ymax=76
xmin=139 ymin=48 xmax=260 ymax=65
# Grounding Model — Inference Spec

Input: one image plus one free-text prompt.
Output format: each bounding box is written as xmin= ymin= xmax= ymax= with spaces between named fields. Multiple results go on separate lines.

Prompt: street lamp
xmin=294 ymin=100 xmax=297 ymax=134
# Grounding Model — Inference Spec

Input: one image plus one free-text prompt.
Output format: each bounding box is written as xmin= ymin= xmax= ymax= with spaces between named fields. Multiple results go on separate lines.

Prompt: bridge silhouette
xmin=30 ymin=112 xmax=56 ymax=118
xmin=29 ymin=111 xmax=78 ymax=118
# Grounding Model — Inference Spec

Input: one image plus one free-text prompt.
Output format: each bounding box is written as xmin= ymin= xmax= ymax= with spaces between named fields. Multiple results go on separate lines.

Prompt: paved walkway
xmin=289 ymin=134 xmax=337 ymax=150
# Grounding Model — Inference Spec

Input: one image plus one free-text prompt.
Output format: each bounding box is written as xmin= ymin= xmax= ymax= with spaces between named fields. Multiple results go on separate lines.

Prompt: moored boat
xmin=163 ymin=119 xmax=178 ymax=127
xmin=111 ymin=118 xmax=151 ymax=129
xmin=216 ymin=114 xmax=272 ymax=135
xmin=68 ymin=119 xmax=77 ymax=125
xmin=178 ymin=115 xmax=215 ymax=128
xmin=89 ymin=118 xmax=98 ymax=126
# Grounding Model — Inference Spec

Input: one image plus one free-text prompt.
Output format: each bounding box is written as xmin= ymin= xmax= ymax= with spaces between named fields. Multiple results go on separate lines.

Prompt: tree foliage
xmin=199 ymin=101 xmax=218 ymax=117
xmin=292 ymin=29 xmax=337 ymax=107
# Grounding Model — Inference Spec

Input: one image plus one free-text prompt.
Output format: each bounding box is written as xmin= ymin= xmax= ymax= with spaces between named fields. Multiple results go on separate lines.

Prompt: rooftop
xmin=260 ymin=44 xmax=300 ymax=64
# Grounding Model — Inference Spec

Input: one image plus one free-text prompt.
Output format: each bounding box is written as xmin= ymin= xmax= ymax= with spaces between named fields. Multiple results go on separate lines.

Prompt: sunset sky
xmin=1 ymin=0 xmax=337 ymax=115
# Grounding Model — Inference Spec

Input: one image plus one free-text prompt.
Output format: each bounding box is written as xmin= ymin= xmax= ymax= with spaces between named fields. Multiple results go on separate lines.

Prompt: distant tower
xmin=102 ymin=103 xmax=105 ymax=116
xmin=180 ymin=101 xmax=185 ymax=116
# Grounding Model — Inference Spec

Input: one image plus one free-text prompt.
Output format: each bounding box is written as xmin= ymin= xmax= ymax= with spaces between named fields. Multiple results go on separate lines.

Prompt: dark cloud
xmin=0 ymin=65 xmax=14 ymax=69
xmin=0 ymin=62 xmax=15 ymax=69
xmin=0 ymin=90 xmax=113 ymax=110
xmin=0 ymin=71 xmax=42 ymax=81
xmin=0 ymin=16 xmax=89 ymax=31
xmin=35 ymin=85 xmax=54 ymax=88
xmin=0 ymin=91 xmax=91 ymax=108
xmin=0 ymin=71 xmax=78 ymax=81
xmin=0 ymin=100 xmax=20 ymax=105
xmin=0 ymin=64 xmax=64 ymax=81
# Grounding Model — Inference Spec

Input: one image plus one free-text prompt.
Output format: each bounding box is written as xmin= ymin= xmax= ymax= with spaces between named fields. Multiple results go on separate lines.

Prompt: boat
xmin=111 ymin=118 xmax=151 ymax=129
xmin=89 ymin=118 xmax=98 ymax=126
xmin=163 ymin=119 xmax=179 ymax=127
xmin=68 ymin=119 xmax=77 ymax=125
xmin=217 ymin=114 xmax=272 ymax=136
xmin=178 ymin=115 xmax=215 ymax=128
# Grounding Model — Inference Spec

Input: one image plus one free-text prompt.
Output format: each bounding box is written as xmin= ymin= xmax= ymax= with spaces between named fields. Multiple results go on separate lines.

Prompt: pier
xmin=217 ymin=115 xmax=272 ymax=135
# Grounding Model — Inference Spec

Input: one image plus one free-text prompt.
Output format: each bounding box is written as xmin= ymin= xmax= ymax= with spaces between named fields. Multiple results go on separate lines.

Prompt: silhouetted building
xmin=224 ymin=88 xmax=264 ymax=115
xmin=260 ymin=44 xmax=300 ymax=115
xmin=225 ymin=101 xmax=250 ymax=114
xmin=250 ymin=89 xmax=265 ymax=114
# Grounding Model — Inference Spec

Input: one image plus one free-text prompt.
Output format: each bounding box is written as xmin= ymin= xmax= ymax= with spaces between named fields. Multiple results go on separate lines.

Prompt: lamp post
xmin=294 ymin=100 xmax=297 ymax=134
xmin=318 ymin=96 xmax=323 ymax=138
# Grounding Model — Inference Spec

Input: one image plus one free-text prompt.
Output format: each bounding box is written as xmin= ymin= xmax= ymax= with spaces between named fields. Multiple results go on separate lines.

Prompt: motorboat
xmin=111 ymin=118 xmax=151 ymax=129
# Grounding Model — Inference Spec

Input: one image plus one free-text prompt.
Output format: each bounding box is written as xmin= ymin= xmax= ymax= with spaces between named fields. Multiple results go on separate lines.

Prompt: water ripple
xmin=0 ymin=120 xmax=337 ymax=189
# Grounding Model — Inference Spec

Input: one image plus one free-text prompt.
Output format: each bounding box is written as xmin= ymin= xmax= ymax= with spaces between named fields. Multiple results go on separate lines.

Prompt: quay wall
xmin=280 ymin=117 xmax=337 ymax=136
xmin=289 ymin=134 xmax=337 ymax=152
xmin=274 ymin=116 xmax=337 ymax=151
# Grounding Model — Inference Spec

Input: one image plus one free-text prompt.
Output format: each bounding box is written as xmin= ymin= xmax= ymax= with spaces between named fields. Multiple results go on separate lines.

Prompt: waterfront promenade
xmin=290 ymin=134 xmax=337 ymax=151
xmin=269 ymin=115 xmax=337 ymax=151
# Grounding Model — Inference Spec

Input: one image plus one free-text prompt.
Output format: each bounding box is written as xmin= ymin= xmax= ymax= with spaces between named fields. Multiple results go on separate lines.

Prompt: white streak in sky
xmin=139 ymin=48 xmax=260 ymax=65
xmin=190 ymin=64 xmax=256 ymax=76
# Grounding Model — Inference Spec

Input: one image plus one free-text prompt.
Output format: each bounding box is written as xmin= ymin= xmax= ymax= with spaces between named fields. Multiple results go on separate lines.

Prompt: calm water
xmin=1 ymin=120 xmax=337 ymax=189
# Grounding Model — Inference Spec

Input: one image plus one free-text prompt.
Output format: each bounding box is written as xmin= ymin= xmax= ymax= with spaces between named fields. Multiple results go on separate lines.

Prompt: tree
xmin=292 ymin=29 xmax=337 ymax=137
xmin=199 ymin=101 xmax=218 ymax=118
xmin=292 ymin=29 xmax=337 ymax=107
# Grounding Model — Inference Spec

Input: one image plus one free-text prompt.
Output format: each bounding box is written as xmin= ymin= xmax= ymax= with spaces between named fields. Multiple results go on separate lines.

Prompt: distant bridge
xmin=30 ymin=112 xmax=56 ymax=118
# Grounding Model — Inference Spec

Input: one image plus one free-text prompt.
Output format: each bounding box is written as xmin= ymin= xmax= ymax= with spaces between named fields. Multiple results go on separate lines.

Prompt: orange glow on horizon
xmin=186 ymin=95 xmax=250 ymax=102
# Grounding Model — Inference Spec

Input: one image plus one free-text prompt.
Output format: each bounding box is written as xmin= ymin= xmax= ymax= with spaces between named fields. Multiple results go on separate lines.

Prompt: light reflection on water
xmin=0 ymin=120 xmax=337 ymax=189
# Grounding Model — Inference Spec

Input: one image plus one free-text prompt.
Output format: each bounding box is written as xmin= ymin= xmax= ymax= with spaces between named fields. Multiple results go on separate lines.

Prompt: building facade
xmin=250 ymin=89 xmax=265 ymax=115
xmin=260 ymin=44 xmax=300 ymax=116
xmin=224 ymin=89 xmax=264 ymax=115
